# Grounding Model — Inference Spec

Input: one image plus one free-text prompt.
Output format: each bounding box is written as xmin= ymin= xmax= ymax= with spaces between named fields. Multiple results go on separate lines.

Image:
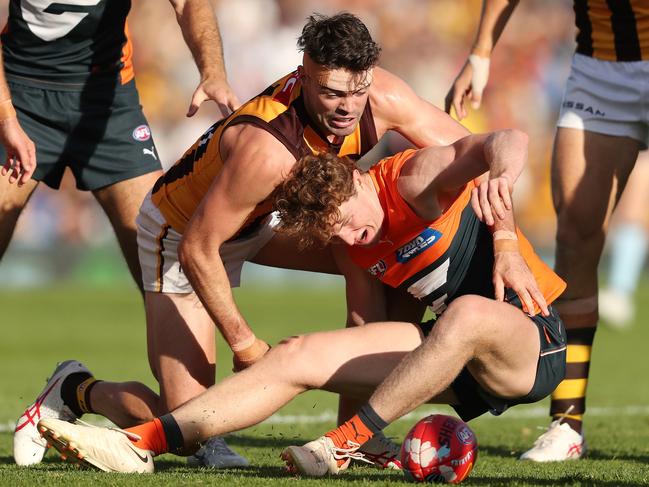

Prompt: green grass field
xmin=0 ymin=276 xmax=648 ymax=486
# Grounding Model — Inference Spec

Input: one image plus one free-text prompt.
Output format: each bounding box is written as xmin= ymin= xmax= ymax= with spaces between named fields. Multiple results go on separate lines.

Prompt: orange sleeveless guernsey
xmin=347 ymin=149 xmax=566 ymax=315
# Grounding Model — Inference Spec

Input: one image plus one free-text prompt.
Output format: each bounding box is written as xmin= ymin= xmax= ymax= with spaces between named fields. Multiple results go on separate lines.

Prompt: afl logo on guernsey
xmin=132 ymin=125 xmax=151 ymax=142
xmin=396 ymin=228 xmax=442 ymax=264
xmin=368 ymin=259 xmax=387 ymax=277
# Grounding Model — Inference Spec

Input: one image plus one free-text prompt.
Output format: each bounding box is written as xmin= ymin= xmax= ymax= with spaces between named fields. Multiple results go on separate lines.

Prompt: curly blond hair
xmin=274 ymin=152 xmax=358 ymax=248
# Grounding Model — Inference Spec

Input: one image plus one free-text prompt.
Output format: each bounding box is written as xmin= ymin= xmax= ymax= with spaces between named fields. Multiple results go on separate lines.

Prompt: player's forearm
xmin=171 ymin=0 xmax=227 ymax=81
xmin=471 ymin=0 xmax=519 ymax=57
xmin=0 ymin=49 xmax=15 ymax=117
xmin=178 ymin=245 xmax=254 ymax=348
xmin=483 ymin=129 xmax=528 ymax=188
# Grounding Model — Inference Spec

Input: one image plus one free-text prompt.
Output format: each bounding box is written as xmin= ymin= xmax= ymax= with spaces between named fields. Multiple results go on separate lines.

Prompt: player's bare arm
xmin=396 ymin=129 xmax=528 ymax=220
xmin=445 ymin=0 xmax=519 ymax=118
xmin=0 ymin=49 xmax=36 ymax=186
xmin=168 ymin=0 xmax=240 ymax=117
xmin=370 ymin=67 xmax=469 ymax=147
xmin=178 ymin=125 xmax=293 ymax=359
xmin=396 ymin=130 xmax=544 ymax=314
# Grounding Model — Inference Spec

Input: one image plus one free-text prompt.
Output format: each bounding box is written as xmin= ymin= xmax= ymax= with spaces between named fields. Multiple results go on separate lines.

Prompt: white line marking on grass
xmin=1 ymin=405 xmax=647 ymax=432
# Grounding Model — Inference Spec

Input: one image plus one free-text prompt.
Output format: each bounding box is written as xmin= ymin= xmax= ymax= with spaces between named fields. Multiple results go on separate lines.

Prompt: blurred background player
xmin=599 ymin=151 xmax=649 ymax=328
xmin=446 ymin=0 xmax=649 ymax=462
xmin=4 ymin=0 xmax=245 ymax=469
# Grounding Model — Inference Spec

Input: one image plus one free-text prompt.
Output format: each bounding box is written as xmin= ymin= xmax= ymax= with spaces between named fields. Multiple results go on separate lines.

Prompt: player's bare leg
xmin=367 ymin=295 xmax=540 ymax=422
xmin=282 ymin=295 xmax=542 ymax=476
xmin=599 ymin=153 xmax=649 ymax=327
xmin=0 ymin=177 xmax=38 ymax=258
xmin=92 ymin=170 xmax=162 ymax=295
xmin=522 ymin=128 xmax=640 ymax=461
xmin=254 ymin=233 xmax=421 ymax=468
xmin=144 ymin=291 xmax=216 ymax=411
xmin=163 ymin=321 xmax=425 ymax=443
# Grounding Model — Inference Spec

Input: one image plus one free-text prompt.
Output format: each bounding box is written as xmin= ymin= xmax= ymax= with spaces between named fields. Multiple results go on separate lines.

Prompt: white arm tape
xmin=468 ymin=54 xmax=491 ymax=96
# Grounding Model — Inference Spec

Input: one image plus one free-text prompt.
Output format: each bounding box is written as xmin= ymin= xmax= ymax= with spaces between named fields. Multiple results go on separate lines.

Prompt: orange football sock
xmin=325 ymin=414 xmax=375 ymax=449
xmin=125 ymin=418 xmax=168 ymax=456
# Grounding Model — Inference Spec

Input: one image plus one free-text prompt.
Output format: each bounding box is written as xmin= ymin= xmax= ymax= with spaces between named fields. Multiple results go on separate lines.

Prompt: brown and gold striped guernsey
xmin=574 ymin=0 xmax=649 ymax=61
xmin=151 ymin=70 xmax=378 ymax=236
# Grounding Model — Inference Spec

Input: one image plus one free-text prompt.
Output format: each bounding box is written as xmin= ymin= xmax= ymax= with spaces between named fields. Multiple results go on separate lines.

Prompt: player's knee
xmin=433 ymin=296 xmax=484 ymax=342
xmin=271 ymin=334 xmax=325 ymax=387
xmin=271 ymin=335 xmax=311 ymax=368
xmin=556 ymin=210 xmax=604 ymax=246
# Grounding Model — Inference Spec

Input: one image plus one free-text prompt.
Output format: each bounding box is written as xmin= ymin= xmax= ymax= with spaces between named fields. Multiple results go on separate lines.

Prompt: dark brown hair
xmin=297 ymin=13 xmax=381 ymax=71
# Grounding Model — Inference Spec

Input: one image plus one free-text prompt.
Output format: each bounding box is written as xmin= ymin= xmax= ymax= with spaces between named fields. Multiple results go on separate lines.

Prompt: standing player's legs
xmin=599 ymin=152 xmax=649 ymax=327
xmin=93 ymin=170 xmax=162 ymax=295
xmin=531 ymin=129 xmax=639 ymax=457
xmin=0 ymin=177 xmax=38 ymax=258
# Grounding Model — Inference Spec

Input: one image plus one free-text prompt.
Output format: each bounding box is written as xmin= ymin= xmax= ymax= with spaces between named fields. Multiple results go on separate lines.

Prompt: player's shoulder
xmin=221 ymin=124 xmax=293 ymax=175
xmin=369 ymin=67 xmax=417 ymax=128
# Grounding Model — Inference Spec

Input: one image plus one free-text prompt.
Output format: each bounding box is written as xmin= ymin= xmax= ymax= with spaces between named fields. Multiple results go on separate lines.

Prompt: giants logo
xmin=367 ymin=260 xmax=387 ymax=277
xmin=396 ymin=228 xmax=442 ymax=264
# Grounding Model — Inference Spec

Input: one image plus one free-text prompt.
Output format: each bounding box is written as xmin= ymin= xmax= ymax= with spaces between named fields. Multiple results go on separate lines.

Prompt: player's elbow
xmin=501 ymin=128 xmax=529 ymax=149
xmin=177 ymin=234 xmax=209 ymax=272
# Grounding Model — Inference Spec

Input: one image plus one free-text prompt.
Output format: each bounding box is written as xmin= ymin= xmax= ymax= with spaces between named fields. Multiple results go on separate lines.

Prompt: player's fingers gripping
xmin=470 ymin=187 xmax=484 ymax=222
xmin=487 ymin=180 xmax=505 ymax=220
xmin=479 ymin=183 xmax=494 ymax=226
xmin=530 ymin=286 xmax=549 ymax=316
xmin=493 ymin=273 xmax=505 ymax=302
xmin=468 ymin=54 xmax=490 ymax=109
xmin=515 ymin=288 xmax=535 ymax=316
xmin=498 ymin=177 xmax=512 ymax=211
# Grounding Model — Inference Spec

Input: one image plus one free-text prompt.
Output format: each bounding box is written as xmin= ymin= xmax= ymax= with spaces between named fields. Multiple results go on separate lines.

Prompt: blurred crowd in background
xmin=1 ymin=0 xmax=576 ymax=286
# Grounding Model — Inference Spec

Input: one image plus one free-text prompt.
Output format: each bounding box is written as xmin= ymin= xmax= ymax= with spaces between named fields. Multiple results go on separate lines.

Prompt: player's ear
xmin=353 ymin=169 xmax=363 ymax=187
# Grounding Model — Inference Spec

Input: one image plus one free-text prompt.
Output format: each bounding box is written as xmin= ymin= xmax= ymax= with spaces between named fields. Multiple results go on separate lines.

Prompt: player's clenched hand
xmin=232 ymin=338 xmax=271 ymax=372
xmin=444 ymin=54 xmax=490 ymax=120
xmin=188 ymin=76 xmax=241 ymax=118
xmin=492 ymin=251 xmax=549 ymax=317
xmin=0 ymin=118 xmax=36 ymax=186
xmin=471 ymin=176 xmax=512 ymax=226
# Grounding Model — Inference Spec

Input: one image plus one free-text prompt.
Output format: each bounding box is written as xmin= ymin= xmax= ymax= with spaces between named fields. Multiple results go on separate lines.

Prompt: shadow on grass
xmin=220 ymin=434 xmax=314 ymax=449
xmin=586 ymin=449 xmax=649 ymax=464
xmin=469 ymin=477 xmax=647 ymax=486
xmin=0 ymin=455 xmax=14 ymax=465
xmin=154 ymin=460 xmax=403 ymax=481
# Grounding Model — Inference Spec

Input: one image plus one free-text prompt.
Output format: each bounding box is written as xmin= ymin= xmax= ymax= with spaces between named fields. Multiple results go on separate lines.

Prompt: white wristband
xmin=468 ymin=54 xmax=491 ymax=106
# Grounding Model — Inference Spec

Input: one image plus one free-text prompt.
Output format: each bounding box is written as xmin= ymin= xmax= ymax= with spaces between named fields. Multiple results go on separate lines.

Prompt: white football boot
xmin=599 ymin=288 xmax=634 ymax=329
xmin=520 ymin=418 xmax=586 ymax=462
xmin=38 ymin=418 xmax=154 ymax=473
xmin=281 ymin=436 xmax=370 ymax=476
xmin=187 ymin=436 xmax=249 ymax=468
xmin=13 ymin=360 xmax=91 ymax=466
xmin=358 ymin=433 xmax=402 ymax=470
